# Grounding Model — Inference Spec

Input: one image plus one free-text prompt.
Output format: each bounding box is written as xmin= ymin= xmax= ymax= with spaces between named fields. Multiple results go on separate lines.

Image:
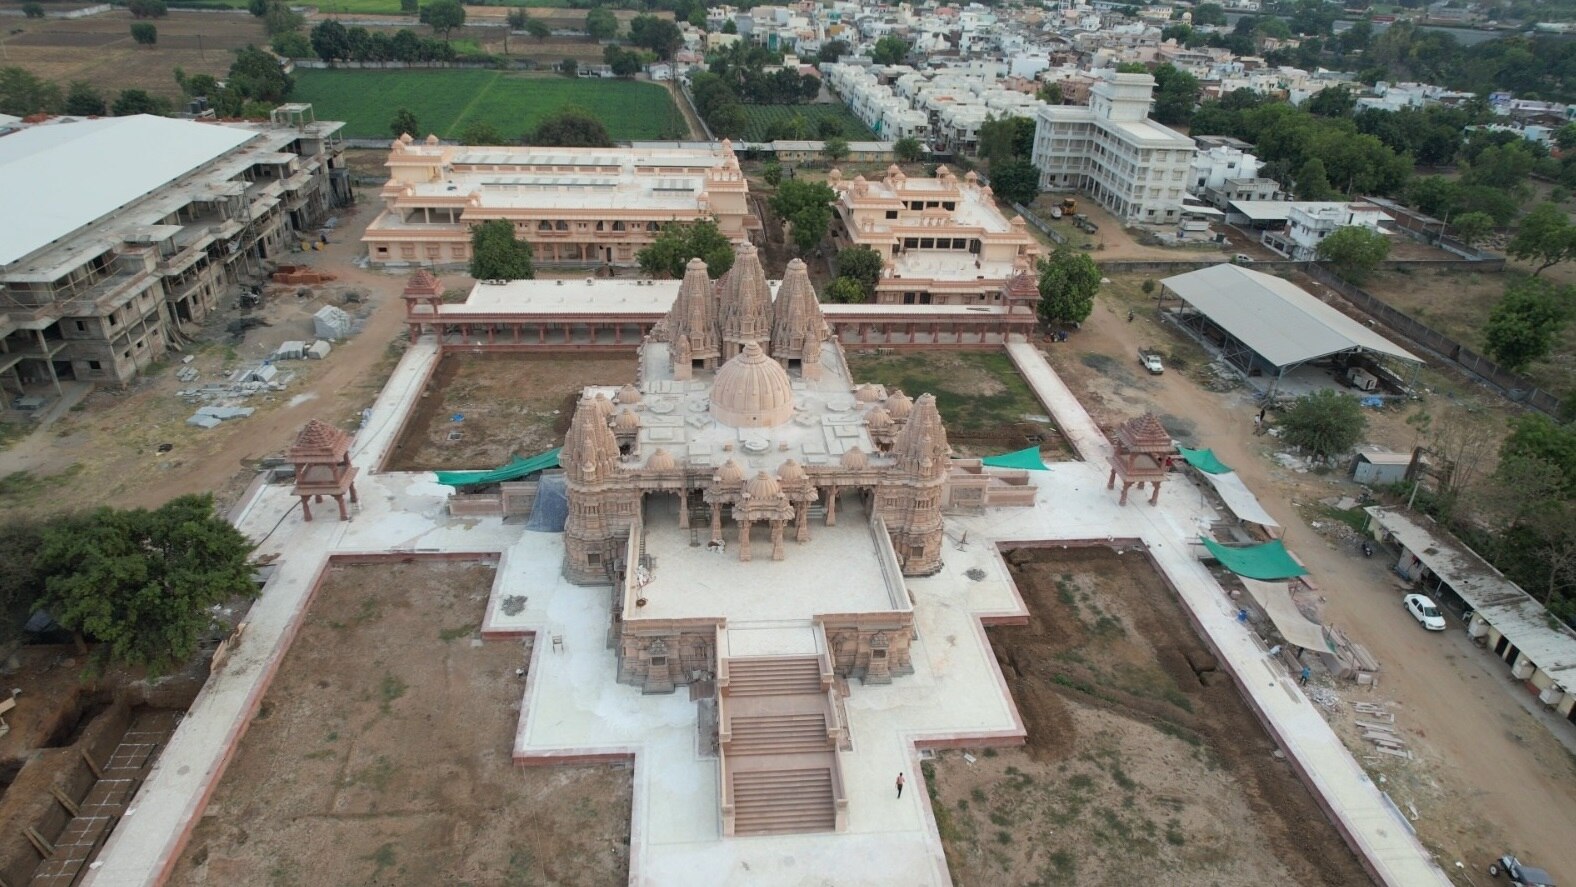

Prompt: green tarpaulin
xmin=434 ymin=447 xmax=562 ymax=487
xmin=980 ymin=446 xmax=1048 ymax=471
xmin=1179 ymin=446 xmax=1232 ymax=475
xmin=1200 ymin=538 xmax=1309 ymax=580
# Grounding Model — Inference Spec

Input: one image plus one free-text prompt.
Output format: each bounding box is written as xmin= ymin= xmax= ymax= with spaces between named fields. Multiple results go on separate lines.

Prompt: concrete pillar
xmin=1149 ymin=480 xmax=1162 ymax=506
xmin=1107 ymin=467 xmax=1117 ymax=490
xmin=1119 ymin=482 xmax=1132 ymax=506
xmin=299 ymin=496 xmax=313 ymax=521
xmin=678 ymin=489 xmax=690 ymax=528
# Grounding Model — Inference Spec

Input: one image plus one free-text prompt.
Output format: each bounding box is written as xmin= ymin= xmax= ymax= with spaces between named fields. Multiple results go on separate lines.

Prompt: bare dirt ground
xmin=386 ymin=353 xmax=631 ymax=472
xmin=928 ymin=546 xmax=1368 ymax=886
xmin=167 ymin=560 xmax=632 ymax=887
xmin=1044 ymin=275 xmax=1576 ymax=884
xmin=0 ymin=11 xmax=266 ymax=101
xmin=0 ymin=188 xmax=423 ymax=515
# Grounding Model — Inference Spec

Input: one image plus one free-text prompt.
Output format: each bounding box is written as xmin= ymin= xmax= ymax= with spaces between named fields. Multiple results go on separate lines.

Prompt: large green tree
xmin=228 ymin=45 xmax=293 ymax=103
xmin=585 ymin=7 xmax=617 ymax=40
xmin=35 ymin=495 xmax=256 ymax=674
xmin=390 ymin=106 xmax=419 ymax=138
xmin=629 ymin=15 xmax=683 ymax=59
xmin=835 ymin=246 xmax=884 ymax=300
xmin=63 ymin=81 xmax=107 ymax=116
xmin=531 ymin=105 xmax=612 ymax=147
xmin=1483 ymin=277 xmax=1573 ymax=371
xmin=1507 ymin=203 xmax=1576 ymax=276
xmin=420 ymin=0 xmax=465 ymax=39
xmin=311 ymin=19 xmax=352 ymax=62
xmin=871 ymin=35 xmax=909 ymax=65
xmin=1035 ymin=247 xmax=1101 ymax=328
xmin=1315 ymin=225 xmax=1390 ymax=283
xmin=459 ymin=120 xmax=505 ymax=144
xmin=893 ymin=136 xmax=924 ymax=162
xmin=1151 ymin=63 xmax=1200 ymax=125
xmin=1280 ymin=390 xmax=1365 ymax=462
xmin=989 ymin=159 xmax=1041 ymax=207
xmin=0 ymin=67 xmax=62 ymax=116
xmin=770 ymin=179 xmax=837 ymax=254
xmin=636 ymin=219 xmax=734 ymax=279
xmin=469 ymin=219 xmax=535 ymax=280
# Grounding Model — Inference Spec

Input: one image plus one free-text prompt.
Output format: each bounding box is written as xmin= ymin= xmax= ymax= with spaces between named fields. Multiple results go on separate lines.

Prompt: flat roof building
xmin=1031 ymin=71 xmax=1197 ymax=225
xmin=0 ymin=106 xmax=346 ymax=391
xmin=361 ymin=137 xmax=756 ymax=270
xmin=829 ymin=164 xmax=1040 ymax=307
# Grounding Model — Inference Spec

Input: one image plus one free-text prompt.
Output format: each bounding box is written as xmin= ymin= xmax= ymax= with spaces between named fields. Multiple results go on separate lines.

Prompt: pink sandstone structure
xmin=1106 ymin=412 xmax=1178 ymax=506
xmin=288 ymin=419 xmax=360 ymax=521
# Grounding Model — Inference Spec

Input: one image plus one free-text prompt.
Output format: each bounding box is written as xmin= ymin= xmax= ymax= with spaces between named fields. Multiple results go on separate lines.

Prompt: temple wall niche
xmin=822 ymin=618 xmax=915 ymax=684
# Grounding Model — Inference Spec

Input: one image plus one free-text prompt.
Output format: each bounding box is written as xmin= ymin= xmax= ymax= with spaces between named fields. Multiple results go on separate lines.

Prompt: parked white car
xmin=1404 ymin=593 xmax=1447 ymax=631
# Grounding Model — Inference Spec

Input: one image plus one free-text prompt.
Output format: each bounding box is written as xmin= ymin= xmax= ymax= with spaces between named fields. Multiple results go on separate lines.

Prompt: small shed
xmin=1350 ymin=450 xmax=1412 ymax=486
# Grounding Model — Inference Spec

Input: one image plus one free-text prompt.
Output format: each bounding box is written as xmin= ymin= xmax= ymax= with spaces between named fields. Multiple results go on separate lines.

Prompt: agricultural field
xmin=164 ymin=0 xmax=569 ymax=10
xmin=737 ymin=102 xmax=877 ymax=143
xmin=290 ymin=70 xmax=688 ymax=141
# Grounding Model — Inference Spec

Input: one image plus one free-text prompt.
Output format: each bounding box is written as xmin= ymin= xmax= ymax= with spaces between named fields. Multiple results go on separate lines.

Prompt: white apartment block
xmin=1031 ymin=72 xmax=1196 ymax=224
xmin=0 ymin=106 xmax=346 ymax=390
xmin=824 ymin=63 xmax=1046 ymax=152
xmin=1188 ymin=145 xmax=1262 ymax=193
xmin=1260 ymin=202 xmax=1391 ymax=260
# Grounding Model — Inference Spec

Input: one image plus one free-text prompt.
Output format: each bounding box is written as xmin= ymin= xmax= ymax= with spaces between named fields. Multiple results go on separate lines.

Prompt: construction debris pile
xmin=180 ymin=362 xmax=298 ymax=428
xmin=1351 ymin=700 xmax=1411 ymax=760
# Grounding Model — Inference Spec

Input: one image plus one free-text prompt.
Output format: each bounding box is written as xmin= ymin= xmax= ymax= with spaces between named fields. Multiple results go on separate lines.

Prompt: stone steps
xmin=725 ymin=657 xmax=823 ymax=696
xmin=726 ymin=713 xmax=829 ymax=755
xmin=731 ymin=768 xmax=836 ymax=836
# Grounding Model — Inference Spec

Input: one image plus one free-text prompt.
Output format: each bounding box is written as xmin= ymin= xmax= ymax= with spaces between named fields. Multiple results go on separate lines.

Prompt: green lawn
xmin=843 ymin=351 xmax=1047 ymax=435
xmin=738 ymin=103 xmax=877 ymax=143
xmin=290 ymin=70 xmax=688 ymax=141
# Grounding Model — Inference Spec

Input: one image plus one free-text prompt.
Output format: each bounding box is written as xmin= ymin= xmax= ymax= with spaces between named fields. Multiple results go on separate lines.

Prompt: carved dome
xmin=613 ymin=410 xmax=641 ymax=433
xmin=885 ymin=390 xmax=913 ymax=420
xmin=709 ymin=341 xmax=795 ymax=428
xmin=866 ymin=405 xmax=893 ymax=430
xmin=646 ymin=448 xmax=677 ymax=471
xmin=715 ymin=458 xmax=745 ymax=485
xmin=745 ymin=470 xmax=783 ymax=500
xmin=616 ymin=383 xmax=642 ymax=405
xmin=777 ymin=458 xmax=807 ymax=483
xmin=841 ymin=446 xmax=870 ymax=469
xmin=854 ymin=383 xmax=884 ymax=403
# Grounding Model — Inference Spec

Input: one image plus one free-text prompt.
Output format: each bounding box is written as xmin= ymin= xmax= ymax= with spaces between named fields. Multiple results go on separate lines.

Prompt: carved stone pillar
xmin=710 ymin=501 xmax=722 ymax=544
xmin=738 ymin=518 xmax=752 ymax=562
xmin=1119 ymin=481 xmax=1132 ymax=505
xmin=825 ymin=485 xmax=838 ymax=526
xmin=1107 ymin=467 xmax=1117 ymax=490
xmin=679 ymin=489 xmax=690 ymax=528
xmin=795 ymin=501 xmax=810 ymax=543
xmin=1149 ymin=480 xmax=1163 ymax=506
xmin=770 ymin=520 xmax=785 ymax=561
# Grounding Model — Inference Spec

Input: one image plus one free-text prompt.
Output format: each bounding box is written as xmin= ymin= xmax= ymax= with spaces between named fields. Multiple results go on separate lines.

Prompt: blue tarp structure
xmin=1200 ymin=538 xmax=1309 ymax=580
xmin=1178 ymin=446 xmax=1232 ymax=475
xmin=980 ymin=446 xmax=1049 ymax=471
xmin=433 ymin=447 xmax=562 ymax=487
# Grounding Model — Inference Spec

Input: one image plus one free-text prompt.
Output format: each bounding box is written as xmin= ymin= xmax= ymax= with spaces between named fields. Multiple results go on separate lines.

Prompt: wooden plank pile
xmin=1352 ymin=701 xmax=1411 ymax=759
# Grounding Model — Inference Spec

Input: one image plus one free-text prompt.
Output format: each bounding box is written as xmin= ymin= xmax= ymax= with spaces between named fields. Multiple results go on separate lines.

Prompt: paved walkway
xmin=82 ymin=339 xmax=1447 ymax=887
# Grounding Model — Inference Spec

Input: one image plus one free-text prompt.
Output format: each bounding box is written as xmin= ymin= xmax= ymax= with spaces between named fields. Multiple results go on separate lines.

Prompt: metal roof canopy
xmin=1367 ymin=506 xmax=1576 ymax=695
xmin=1161 ymin=264 xmax=1421 ymax=369
xmin=0 ymin=115 xmax=256 ymax=268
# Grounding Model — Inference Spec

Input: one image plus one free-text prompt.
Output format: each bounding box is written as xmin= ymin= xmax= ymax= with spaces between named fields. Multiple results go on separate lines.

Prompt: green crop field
xmin=290 ymin=70 xmax=689 ymax=141
xmin=737 ymin=103 xmax=877 ymax=142
xmin=173 ymin=0 xmax=565 ymax=11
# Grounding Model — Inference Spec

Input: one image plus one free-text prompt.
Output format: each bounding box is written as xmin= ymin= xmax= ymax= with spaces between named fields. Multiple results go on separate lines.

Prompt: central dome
xmin=710 ymin=341 xmax=795 ymax=428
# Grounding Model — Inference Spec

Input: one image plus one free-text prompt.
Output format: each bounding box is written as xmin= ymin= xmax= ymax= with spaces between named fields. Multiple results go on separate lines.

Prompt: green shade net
xmin=433 ymin=447 xmax=561 ymax=487
xmin=1200 ymin=538 xmax=1309 ymax=580
xmin=980 ymin=446 xmax=1048 ymax=471
xmin=1178 ymin=446 xmax=1231 ymax=475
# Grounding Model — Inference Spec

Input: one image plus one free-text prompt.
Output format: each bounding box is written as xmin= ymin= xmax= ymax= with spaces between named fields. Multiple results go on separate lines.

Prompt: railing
xmin=867 ymin=516 xmax=914 ymax=613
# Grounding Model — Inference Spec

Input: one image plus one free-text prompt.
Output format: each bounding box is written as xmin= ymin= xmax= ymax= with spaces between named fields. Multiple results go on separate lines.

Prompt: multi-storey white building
xmin=824 ymin=63 xmax=1046 ymax=152
xmin=1260 ymin=202 xmax=1391 ymax=260
xmin=1031 ymin=71 xmax=1196 ymax=224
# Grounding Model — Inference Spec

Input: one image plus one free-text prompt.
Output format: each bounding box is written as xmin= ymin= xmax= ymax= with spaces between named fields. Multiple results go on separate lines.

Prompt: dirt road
xmin=0 ymin=199 xmax=439 ymax=514
xmin=1046 ymin=287 xmax=1576 ymax=883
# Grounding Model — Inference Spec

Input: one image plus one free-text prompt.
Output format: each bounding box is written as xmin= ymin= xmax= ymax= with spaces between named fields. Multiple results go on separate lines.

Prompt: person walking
xmin=1253 ymin=413 xmax=1263 ymax=435
xmin=1126 ymin=309 xmax=1134 ymax=322
xmin=1300 ymin=665 xmax=1311 ymax=686
xmin=896 ymin=773 xmax=905 ymax=798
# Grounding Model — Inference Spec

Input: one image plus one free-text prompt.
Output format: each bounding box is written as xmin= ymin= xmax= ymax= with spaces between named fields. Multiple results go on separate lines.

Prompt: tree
xmin=35 ymin=495 xmax=256 ymax=674
xmin=1503 ymin=414 xmax=1576 ymax=496
xmin=1306 ymin=85 xmax=1355 ymax=117
xmin=530 ymin=105 xmax=612 ymax=147
xmin=1295 ymin=157 xmax=1337 ymax=200
xmin=420 ymin=0 xmax=465 ymax=40
xmin=311 ymin=19 xmax=351 ymax=62
xmin=824 ymin=136 xmax=849 ymax=163
xmin=636 ymin=220 xmax=734 ymax=278
xmin=989 ymin=159 xmax=1040 ymax=207
xmin=894 ymin=136 xmax=923 ymax=162
xmin=817 ymin=39 xmax=848 ymax=65
xmin=770 ymin=179 xmax=837 ymax=254
xmin=589 ymin=7 xmax=617 ymax=39
xmin=825 ymin=277 xmax=868 ymax=304
xmin=1150 ymin=63 xmax=1199 ymax=125
xmin=1557 ymin=123 xmax=1576 ymax=153
xmin=127 ymin=0 xmax=167 ymax=18
xmin=605 ymin=45 xmax=643 ymax=77
xmin=469 ymin=219 xmax=534 ymax=280
xmin=1280 ymin=389 xmax=1365 ymax=462
xmin=835 ymin=246 xmax=884 ymax=299
xmin=560 ymin=58 xmax=578 ymax=76
xmin=1192 ymin=2 xmax=1227 ymax=26
xmin=762 ymin=162 xmax=782 ymax=187
xmin=64 ymin=81 xmax=107 ymax=116
xmin=525 ymin=17 xmax=551 ymax=40
xmin=628 ymin=15 xmax=682 ymax=59
xmin=227 ymin=45 xmax=293 ymax=103
xmin=272 ymin=30 xmax=311 ymax=58
xmin=1452 ymin=211 xmax=1494 ymax=248
xmin=112 ymin=88 xmax=167 ymax=115
xmin=263 ymin=1 xmax=303 ymax=36
xmin=459 ymin=120 xmax=505 ymax=144
xmin=0 ymin=67 xmax=62 ymax=116
xmin=390 ymin=107 xmax=419 ymax=138
xmin=978 ymin=115 xmax=1034 ymax=168
xmin=130 ymin=23 xmax=158 ymax=45
xmin=248 ymin=0 xmax=267 ymax=15
xmin=1507 ymin=203 xmax=1576 ymax=275
xmin=22 ymin=3 xmax=44 ymax=18
xmin=1483 ymin=277 xmax=1573 ymax=371
xmin=1035 ymin=247 xmax=1100 ymax=328
xmin=871 ymin=35 xmax=909 ymax=66
xmin=1316 ymin=225 xmax=1390 ymax=283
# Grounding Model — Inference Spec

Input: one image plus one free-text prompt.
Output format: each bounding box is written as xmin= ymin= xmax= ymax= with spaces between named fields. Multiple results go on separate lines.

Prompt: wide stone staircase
xmin=719 ymin=655 xmax=848 ymax=837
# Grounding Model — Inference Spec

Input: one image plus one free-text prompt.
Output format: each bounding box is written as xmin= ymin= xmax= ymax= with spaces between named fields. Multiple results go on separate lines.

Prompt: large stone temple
xmin=556 ymin=244 xmax=1032 ymax=835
